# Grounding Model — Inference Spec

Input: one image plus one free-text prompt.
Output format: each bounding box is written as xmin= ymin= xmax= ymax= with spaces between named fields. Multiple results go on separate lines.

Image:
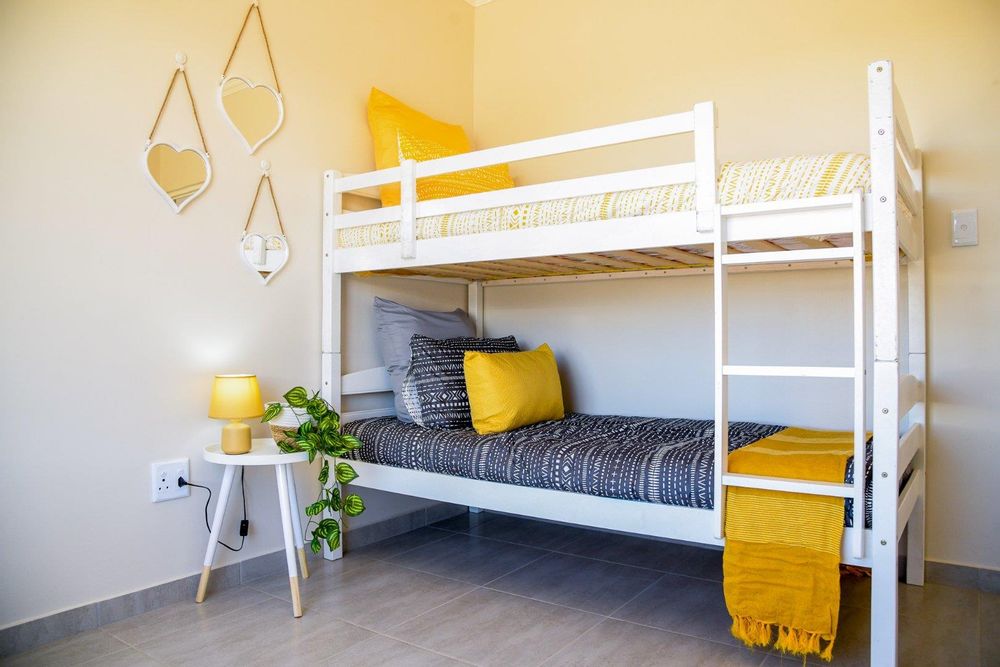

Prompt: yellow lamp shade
xmin=208 ymin=374 xmax=264 ymax=419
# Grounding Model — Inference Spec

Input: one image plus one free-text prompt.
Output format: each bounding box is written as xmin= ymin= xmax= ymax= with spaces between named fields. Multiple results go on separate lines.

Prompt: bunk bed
xmin=318 ymin=61 xmax=926 ymax=666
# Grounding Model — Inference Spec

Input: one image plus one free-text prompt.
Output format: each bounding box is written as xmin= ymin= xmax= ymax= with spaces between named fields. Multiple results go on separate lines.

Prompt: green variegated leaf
xmin=276 ymin=439 xmax=299 ymax=454
xmin=343 ymin=494 xmax=366 ymax=517
xmin=297 ymin=420 xmax=314 ymax=436
xmin=335 ymin=462 xmax=358 ymax=484
xmin=261 ymin=403 xmax=282 ymax=423
xmin=306 ymin=398 xmax=329 ymax=420
xmin=305 ymin=501 xmax=324 ymax=516
xmin=310 ymin=536 xmax=322 ymax=554
xmin=318 ymin=461 xmax=329 ymax=484
xmin=327 ymin=487 xmax=341 ymax=512
xmin=327 ymin=531 xmax=341 ymax=551
xmin=307 ymin=449 xmax=316 ymax=464
xmin=284 ymin=387 xmax=309 ymax=408
xmin=342 ymin=435 xmax=363 ymax=450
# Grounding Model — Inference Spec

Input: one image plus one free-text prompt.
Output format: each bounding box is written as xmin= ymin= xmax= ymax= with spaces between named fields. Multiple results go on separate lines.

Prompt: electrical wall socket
xmin=151 ymin=458 xmax=190 ymax=502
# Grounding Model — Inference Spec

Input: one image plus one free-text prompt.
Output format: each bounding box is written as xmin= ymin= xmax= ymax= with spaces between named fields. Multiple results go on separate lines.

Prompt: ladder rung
xmin=722 ymin=473 xmax=855 ymax=498
xmin=719 ymin=247 xmax=854 ymax=266
xmin=723 ymin=365 xmax=856 ymax=378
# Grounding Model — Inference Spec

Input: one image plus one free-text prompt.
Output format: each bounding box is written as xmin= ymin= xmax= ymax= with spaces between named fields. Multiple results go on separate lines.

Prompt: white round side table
xmin=196 ymin=438 xmax=310 ymax=617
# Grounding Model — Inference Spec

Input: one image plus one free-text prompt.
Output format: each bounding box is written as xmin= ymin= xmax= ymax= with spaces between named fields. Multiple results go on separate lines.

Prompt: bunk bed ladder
xmin=712 ymin=191 xmax=867 ymax=564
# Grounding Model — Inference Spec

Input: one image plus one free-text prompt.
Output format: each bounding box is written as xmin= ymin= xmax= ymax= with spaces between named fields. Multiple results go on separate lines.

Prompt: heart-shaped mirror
xmin=219 ymin=76 xmax=283 ymax=154
xmin=144 ymin=142 xmax=212 ymax=214
xmin=241 ymin=232 xmax=288 ymax=284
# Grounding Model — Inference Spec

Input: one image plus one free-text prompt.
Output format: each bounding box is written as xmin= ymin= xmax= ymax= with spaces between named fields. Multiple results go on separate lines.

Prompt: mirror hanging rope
xmin=218 ymin=2 xmax=284 ymax=154
xmin=240 ymin=160 xmax=289 ymax=285
xmin=143 ymin=53 xmax=212 ymax=214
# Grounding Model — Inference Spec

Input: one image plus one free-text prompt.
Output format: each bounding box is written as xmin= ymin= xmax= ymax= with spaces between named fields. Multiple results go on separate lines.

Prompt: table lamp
xmin=209 ymin=374 xmax=264 ymax=454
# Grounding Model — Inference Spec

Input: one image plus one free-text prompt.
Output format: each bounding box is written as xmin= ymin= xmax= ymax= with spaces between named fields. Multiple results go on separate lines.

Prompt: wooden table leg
xmin=284 ymin=465 xmax=309 ymax=579
xmin=196 ymin=464 xmax=237 ymax=603
xmin=275 ymin=463 xmax=302 ymax=617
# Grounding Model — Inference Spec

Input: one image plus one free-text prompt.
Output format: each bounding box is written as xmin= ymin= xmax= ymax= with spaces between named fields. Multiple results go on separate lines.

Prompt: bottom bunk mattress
xmin=342 ymin=413 xmax=872 ymax=528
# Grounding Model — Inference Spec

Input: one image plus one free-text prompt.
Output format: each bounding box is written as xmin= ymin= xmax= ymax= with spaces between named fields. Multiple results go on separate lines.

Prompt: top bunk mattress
xmin=338 ymin=152 xmax=870 ymax=249
xmin=342 ymin=413 xmax=872 ymax=528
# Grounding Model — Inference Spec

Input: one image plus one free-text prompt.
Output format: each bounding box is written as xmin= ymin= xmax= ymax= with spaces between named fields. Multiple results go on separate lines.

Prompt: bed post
xmin=468 ymin=281 xmax=484 ymax=337
xmin=466 ymin=280 xmax=486 ymax=514
xmin=868 ymin=60 xmax=901 ymax=667
xmin=905 ymin=151 xmax=926 ymax=586
xmin=322 ymin=169 xmax=344 ymax=561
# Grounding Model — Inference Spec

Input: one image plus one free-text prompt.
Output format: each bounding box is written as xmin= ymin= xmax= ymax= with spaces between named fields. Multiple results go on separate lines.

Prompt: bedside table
xmin=196 ymin=438 xmax=310 ymax=617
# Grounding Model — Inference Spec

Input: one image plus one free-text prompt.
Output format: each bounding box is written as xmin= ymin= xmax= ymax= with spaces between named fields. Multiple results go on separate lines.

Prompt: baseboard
xmin=0 ymin=502 xmax=466 ymax=659
xmin=924 ymin=560 xmax=1000 ymax=594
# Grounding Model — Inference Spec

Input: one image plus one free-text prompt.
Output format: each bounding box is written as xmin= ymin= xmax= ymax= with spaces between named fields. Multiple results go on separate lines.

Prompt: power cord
xmin=179 ymin=469 xmax=248 ymax=552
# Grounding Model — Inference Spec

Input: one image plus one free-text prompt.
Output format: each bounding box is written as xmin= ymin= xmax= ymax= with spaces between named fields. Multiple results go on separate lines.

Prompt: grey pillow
xmin=373 ymin=297 xmax=475 ymax=422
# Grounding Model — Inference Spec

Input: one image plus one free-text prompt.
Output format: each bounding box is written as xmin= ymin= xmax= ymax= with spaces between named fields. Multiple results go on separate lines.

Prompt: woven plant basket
xmin=266 ymin=405 xmax=310 ymax=446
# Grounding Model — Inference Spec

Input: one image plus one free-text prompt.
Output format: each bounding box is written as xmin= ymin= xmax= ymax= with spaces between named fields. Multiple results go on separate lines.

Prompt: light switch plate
xmin=952 ymin=209 xmax=978 ymax=247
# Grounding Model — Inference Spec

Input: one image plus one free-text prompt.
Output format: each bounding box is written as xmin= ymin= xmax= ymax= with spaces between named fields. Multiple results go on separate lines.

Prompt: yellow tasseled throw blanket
xmin=723 ymin=428 xmax=856 ymax=661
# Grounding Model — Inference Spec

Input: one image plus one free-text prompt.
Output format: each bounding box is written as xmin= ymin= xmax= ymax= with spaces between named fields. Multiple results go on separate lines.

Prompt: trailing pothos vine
xmin=261 ymin=387 xmax=365 ymax=554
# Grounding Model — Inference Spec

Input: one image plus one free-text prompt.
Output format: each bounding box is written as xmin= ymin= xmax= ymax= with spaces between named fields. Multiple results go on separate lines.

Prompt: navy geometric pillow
xmin=401 ymin=334 xmax=520 ymax=429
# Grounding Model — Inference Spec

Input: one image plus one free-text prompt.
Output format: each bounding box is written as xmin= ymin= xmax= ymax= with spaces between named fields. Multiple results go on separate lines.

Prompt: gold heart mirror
xmin=144 ymin=143 xmax=212 ymax=213
xmin=219 ymin=76 xmax=284 ymax=154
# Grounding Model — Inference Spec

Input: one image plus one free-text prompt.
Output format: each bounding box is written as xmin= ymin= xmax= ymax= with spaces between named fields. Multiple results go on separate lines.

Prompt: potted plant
xmin=261 ymin=387 xmax=366 ymax=554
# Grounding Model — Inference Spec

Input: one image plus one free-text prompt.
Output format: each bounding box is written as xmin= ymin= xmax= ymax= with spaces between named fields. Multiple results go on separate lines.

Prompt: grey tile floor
xmin=5 ymin=511 xmax=996 ymax=666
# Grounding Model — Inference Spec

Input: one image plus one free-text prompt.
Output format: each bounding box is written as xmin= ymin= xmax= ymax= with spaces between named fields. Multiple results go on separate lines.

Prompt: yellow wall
xmin=0 ymin=0 xmax=473 ymax=627
xmin=473 ymin=0 xmax=1000 ymax=570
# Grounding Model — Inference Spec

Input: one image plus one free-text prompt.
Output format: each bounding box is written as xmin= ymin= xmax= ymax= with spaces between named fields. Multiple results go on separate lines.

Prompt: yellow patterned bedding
xmin=338 ymin=153 xmax=870 ymax=249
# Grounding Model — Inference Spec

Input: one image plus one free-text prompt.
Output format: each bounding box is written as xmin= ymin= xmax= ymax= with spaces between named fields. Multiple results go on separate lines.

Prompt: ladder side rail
xmin=869 ymin=59 xmax=902 ymax=667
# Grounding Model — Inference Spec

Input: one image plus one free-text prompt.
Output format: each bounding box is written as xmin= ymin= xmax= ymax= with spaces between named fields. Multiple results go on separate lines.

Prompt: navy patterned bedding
xmin=342 ymin=413 xmax=873 ymax=528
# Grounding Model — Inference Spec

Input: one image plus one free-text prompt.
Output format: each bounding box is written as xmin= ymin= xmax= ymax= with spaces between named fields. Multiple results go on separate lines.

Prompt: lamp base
xmin=221 ymin=420 xmax=252 ymax=454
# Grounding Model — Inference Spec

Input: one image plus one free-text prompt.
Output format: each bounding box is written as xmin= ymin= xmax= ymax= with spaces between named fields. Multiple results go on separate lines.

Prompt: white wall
xmin=485 ymin=268 xmax=884 ymax=429
xmin=473 ymin=0 xmax=1000 ymax=571
xmin=0 ymin=0 xmax=473 ymax=628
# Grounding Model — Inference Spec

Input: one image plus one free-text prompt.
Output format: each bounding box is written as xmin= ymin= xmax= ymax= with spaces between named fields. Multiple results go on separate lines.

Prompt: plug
xmin=178 ymin=476 xmax=188 ymax=488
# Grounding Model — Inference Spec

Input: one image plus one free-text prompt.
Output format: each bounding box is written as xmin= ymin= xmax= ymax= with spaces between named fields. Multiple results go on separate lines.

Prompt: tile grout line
xmin=104 ymin=597 xmax=277 ymax=655
xmin=355 ymin=625 xmax=479 ymax=666
xmin=416 ymin=522 xmax=729 ymax=585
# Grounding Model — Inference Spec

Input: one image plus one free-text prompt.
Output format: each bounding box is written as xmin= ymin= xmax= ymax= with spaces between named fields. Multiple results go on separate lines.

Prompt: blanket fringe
xmin=731 ymin=616 xmax=835 ymax=662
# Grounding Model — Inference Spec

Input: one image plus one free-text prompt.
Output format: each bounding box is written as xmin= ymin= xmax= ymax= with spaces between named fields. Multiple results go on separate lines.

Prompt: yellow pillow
xmin=464 ymin=344 xmax=565 ymax=435
xmin=367 ymin=87 xmax=514 ymax=206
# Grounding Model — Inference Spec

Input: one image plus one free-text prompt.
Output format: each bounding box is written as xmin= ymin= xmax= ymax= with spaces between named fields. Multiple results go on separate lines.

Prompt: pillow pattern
xmin=367 ymin=87 xmax=514 ymax=206
xmin=402 ymin=334 xmax=519 ymax=429
xmin=373 ymin=297 xmax=475 ymax=423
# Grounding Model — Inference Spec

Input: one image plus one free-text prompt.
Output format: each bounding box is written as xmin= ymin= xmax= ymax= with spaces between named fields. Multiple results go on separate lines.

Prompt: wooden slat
xmin=495 ymin=258 xmax=568 ymax=274
xmin=565 ymin=253 xmax=652 ymax=270
xmin=530 ymin=256 xmax=604 ymax=270
xmin=442 ymin=263 xmax=521 ymax=279
xmin=793 ymin=236 xmax=836 ymax=249
xmin=603 ymin=250 xmax=685 ymax=268
xmin=738 ymin=239 xmax=785 ymax=252
xmin=646 ymin=246 xmax=711 ymax=265
xmin=472 ymin=261 xmax=550 ymax=277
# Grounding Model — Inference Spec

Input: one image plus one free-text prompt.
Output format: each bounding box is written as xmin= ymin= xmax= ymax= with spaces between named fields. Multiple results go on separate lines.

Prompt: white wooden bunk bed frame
xmin=318 ymin=61 xmax=925 ymax=666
